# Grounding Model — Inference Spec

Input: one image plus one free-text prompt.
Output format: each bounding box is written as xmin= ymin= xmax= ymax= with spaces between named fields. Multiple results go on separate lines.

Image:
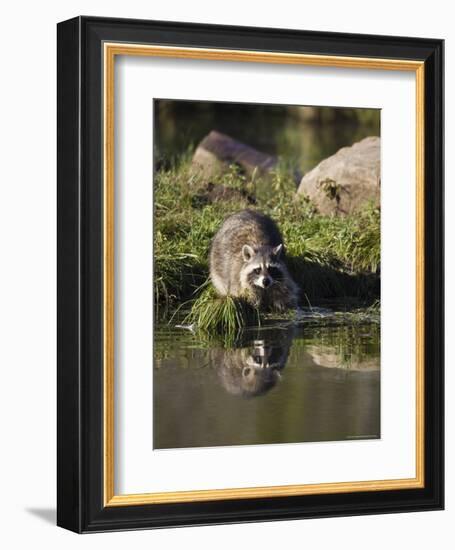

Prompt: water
xmin=153 ymin=316 xmax=380 ymax=450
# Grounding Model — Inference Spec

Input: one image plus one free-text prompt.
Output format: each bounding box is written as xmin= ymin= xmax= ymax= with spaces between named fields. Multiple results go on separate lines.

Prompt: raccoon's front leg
xmin=210 ymin=252 xmax=241 ymax=297
xmin=268 ymin=281 xmax=299 ymax=312
xmin=210 ymin=269 xmax=229 ymax=296
xmin=239 ymin=286 xmax=263 ymax=308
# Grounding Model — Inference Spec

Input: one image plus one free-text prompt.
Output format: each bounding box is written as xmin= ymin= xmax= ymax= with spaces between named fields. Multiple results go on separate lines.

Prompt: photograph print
xmin=153 ymin=99 xmax=381 ymax=450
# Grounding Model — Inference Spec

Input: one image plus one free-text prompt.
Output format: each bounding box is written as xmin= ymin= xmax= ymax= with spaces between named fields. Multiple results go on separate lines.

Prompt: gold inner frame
xmin=103 ymin=43 xmax=425 ymax=507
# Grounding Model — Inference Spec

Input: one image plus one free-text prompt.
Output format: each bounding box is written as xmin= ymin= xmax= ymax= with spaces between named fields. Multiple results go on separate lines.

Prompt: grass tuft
xmin=183 ymin=285 xmax=261 ymax=336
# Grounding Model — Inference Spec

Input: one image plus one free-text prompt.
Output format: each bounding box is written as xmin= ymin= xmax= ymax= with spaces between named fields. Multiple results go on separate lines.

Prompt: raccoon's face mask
xmin=242 ymin=244 xmax=284 ymax=290
xmin=245 ymin=340 xmax=286 ymax=370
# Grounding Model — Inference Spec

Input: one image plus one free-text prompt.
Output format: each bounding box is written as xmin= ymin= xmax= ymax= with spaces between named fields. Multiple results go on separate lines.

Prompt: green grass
xmin=182 ymin=285 xmax=261 ymax=336
xmin=154 ymin=155 xmax=381 ymax=320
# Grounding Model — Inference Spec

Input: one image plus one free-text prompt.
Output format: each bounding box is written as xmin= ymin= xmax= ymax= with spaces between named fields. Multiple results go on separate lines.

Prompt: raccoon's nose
xmin=263 ymin=277 xmax=271 ymax=288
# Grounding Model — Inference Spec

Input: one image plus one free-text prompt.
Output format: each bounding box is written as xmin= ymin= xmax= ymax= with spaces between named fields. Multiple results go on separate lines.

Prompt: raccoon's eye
xmin=253 ymin=267 xmax=261 ymax=275
xmin=253 ymin=355 xmax=262 ymax=364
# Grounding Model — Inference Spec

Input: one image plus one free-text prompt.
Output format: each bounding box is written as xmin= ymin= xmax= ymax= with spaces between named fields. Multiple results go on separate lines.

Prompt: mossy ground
xmin=155 ymin=156 xmax=380 ymax=332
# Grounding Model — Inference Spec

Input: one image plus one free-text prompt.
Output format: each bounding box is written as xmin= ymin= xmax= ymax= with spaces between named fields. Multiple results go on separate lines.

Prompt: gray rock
xmin=306 ymin=345 xmax=380 ymax=371
xmin=191 ymin=130 xmax=277 ymax=181
xmin=297 ymin=136 xmax=380 ymax=215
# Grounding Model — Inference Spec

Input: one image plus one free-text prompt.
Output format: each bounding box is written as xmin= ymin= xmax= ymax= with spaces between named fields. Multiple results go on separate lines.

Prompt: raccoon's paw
xmin=275 ymin=294 xmax=299 ymax=314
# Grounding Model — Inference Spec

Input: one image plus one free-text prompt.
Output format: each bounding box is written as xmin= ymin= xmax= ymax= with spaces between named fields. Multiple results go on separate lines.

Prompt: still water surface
xmin=154 ymin=316 xmax=380 ymax=449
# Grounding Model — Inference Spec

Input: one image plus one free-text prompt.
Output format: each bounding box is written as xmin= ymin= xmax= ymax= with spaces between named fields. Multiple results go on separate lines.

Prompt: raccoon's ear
xmin=242 ymin=244 xmax=255 ymax=262
xmin=272 ymin=243 xmax=283 ymax=258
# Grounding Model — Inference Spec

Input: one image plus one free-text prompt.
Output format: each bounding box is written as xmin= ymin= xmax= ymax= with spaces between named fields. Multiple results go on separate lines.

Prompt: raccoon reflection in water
xmin=213 ymin=331 xmax=293 ymax=398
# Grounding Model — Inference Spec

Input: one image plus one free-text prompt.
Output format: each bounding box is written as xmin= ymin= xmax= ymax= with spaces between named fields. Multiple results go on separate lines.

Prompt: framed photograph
xmin=57 ymin=16 xmax=444 ymax=533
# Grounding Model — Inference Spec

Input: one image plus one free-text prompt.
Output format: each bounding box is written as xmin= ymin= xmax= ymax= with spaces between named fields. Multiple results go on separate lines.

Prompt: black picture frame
xmin=57 ymin=16 xmax=444 ymax=533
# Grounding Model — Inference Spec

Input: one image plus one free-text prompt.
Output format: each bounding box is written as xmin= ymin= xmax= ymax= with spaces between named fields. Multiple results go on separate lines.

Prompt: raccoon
xmin=209 ymin=210 xmax=299 ymax=311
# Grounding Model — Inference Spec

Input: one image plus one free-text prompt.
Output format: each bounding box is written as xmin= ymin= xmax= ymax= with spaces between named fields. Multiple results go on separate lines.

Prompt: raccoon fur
xmin=209 ymin=210 xmax=299 ymax=311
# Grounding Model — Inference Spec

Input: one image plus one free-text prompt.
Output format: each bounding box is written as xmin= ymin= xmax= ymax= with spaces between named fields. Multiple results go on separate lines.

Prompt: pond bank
xmin=155 ymin=159 xmax=380 ymax=320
